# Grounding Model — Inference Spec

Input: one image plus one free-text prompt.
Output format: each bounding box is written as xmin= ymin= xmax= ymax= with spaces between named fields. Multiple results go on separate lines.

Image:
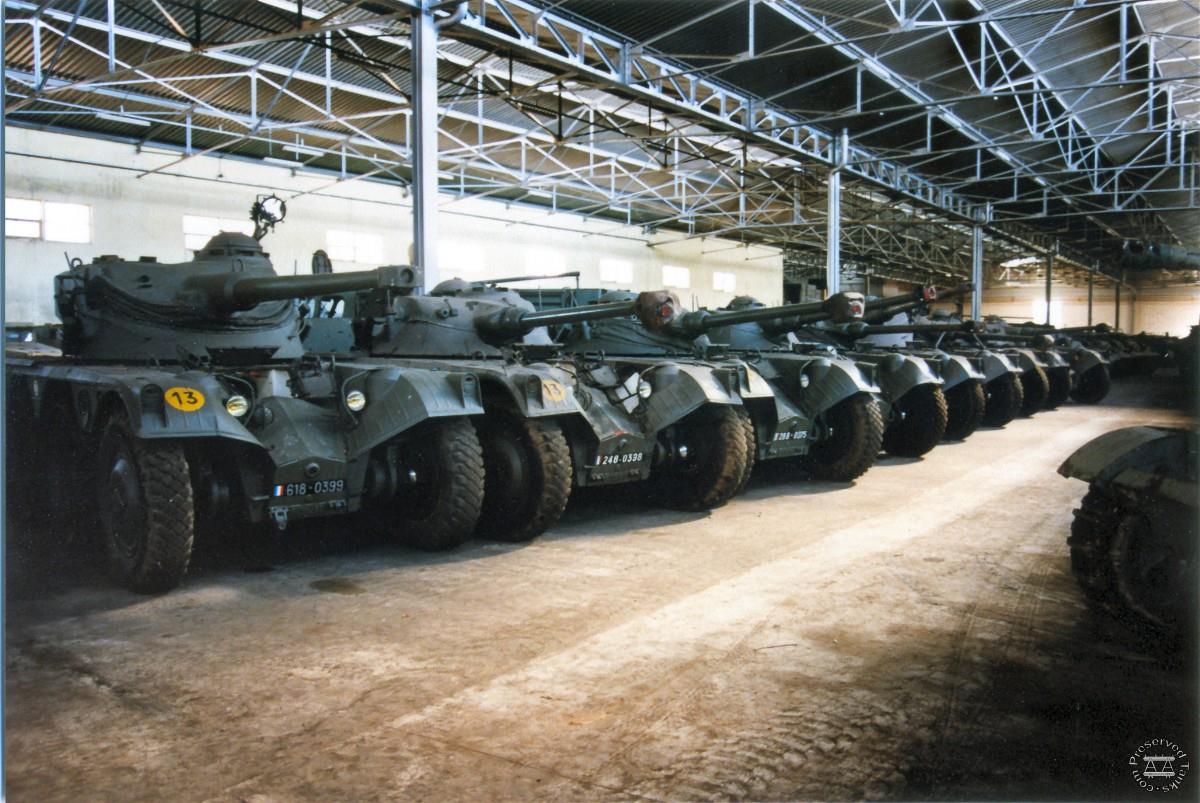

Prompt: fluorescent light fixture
xmin=263 ymin=156 xmax=300 ymax=168
xmin=96 ymin=112 xmax=151 ymax=127
xmin=1001 ymin=256 xmax=1041 ymax=268
xmin=283 ymin=143 xmax=324 ymax=157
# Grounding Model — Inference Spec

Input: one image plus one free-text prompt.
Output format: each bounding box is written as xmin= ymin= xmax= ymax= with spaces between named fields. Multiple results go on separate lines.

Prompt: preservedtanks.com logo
xmin=1129 ymin=738 xmax=1190 ymax=793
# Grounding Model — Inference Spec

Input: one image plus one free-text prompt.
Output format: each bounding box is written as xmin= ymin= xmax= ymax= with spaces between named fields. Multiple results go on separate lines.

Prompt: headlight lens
xmin=346 ymin=390 xmax=367 ymax=412
xmin=798 ymin=373 xmax=810 ymax=388
xmin=637 ymin=379 xmax=653 ymax=399
xmin=225 ymin=395 xmax=249 ymax=417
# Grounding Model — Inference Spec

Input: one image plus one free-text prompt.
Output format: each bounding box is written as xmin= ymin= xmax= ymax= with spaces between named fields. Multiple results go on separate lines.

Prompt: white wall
xmin=979 ymin=284 xmax=1200 ymax=336
xmin=3 ymin=127 xmax=783 ymax=323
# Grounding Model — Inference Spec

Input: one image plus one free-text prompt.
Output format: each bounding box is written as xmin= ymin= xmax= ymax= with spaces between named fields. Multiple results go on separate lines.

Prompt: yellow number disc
xmin=542 ymin=380 xmax=567 ymax=402
xmin=164 ymin=386 xmax=206 ymax=412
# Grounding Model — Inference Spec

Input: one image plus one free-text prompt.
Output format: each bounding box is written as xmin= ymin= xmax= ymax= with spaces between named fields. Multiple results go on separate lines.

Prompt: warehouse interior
xmin=3 ymin=1 xmax=1198 ymax=800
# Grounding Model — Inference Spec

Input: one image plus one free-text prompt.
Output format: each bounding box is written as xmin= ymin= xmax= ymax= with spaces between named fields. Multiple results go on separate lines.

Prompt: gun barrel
xmin=191 ymin=265 xmax=412 ymax=310
xmin=688 ymin=298 xmax=830 ymax=332
xmin=518 ymin=299 xmax=639 ymax=329
xmin=860 ymin=321 xmax=975 ymax=336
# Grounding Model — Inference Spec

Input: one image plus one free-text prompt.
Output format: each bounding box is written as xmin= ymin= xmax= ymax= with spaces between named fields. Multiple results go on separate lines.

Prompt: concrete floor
xmin=5 ymin=374 xmax=1196 ymax=802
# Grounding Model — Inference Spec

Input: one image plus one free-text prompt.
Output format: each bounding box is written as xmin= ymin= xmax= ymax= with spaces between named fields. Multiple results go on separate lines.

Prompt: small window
xmin=327 ymin=229 xmax=384 ymax=264
xmin=713 ymin=271 xmax=737 ymax=293
xmin=43 ymin=202 xmax=91 ymax=243
xmin=599 ymin=258 xmax=633 ymax=285
xmin=6 ymin=198 xmax=91 ymax=243
xmin=183 ymin=214 xmax=253 ymax=251
xmin=662 ymin=265 xmax=690 ymax=289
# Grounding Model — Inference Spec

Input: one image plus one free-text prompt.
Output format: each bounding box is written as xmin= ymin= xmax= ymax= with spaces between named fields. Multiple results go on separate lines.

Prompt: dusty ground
xmin=5 ymin=373 xmax=1196 ymax=802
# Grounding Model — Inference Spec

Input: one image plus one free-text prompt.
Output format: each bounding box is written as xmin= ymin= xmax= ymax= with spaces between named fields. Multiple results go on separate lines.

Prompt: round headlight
xmin=637 ymin=379 xmax=653 ymax=399
xmin=345 ymin=390 xmax=367 ymax=412
xmin=798 ymin=373 xmax=810 ymax=388
xmin=225 ymin=395 xmax=249 ymax=418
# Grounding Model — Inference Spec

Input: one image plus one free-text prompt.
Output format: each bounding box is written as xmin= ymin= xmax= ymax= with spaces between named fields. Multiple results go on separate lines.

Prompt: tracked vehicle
xmin=6 ymin=198 xmax=487 ymax=592
xmin=301 ymin=278 xmax=756 ymax=527
xmin=1060 ymin=427 xmax=1198 ymax=642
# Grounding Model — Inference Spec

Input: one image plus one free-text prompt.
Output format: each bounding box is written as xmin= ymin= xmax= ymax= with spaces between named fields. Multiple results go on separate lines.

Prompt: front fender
xmin=1058 ymin=426 xmax=1197 ymax=506
xmin=869 ymin=353 xmax=941 ymax=403
xmin=1069 ymin=346 xmax=1107 ymax=375
xmin=347 ymin=367 xmax=483 ymax=456
xmin=931 ymin=353 xmax=983 ymax=391
xmin=471 ymin=362 xmax=588 ymax=419
xmin=636 ymin=361 xmax=745 ymax=434
xmin=73 ymin=368 xmax=264 ymax=447
xmin=793 ymin=356 xmax=878 ymax=419
xmin=978 ymin=351 xmax=1022 ymax=382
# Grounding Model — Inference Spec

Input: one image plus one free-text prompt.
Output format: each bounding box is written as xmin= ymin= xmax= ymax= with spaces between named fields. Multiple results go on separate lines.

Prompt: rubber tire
xmin=392 ymin=418 xmax=485 ymax=551
xmin=981 ymin=373 xmax=1024 ymax=427
xmin=476 ymin=412 xmax=572 ymax=543
xmin=732 ymin=409 xmax=757 ymax=496
xmin=98 ymin=416 xmax=194 ymax=594
xmin=942 ymin=380 xmax=986 ymax=441
xmin=657 ymin=405 xmax=749 ymax=511
xmin=881 ymin=384 xmax=948 ymax=458
xmin=1067 ymin=487 xmax=1122 ymax=611
xmin=801 ymin=394 xmax=884 ymax=482
xmin=1018 ymin=364 xmax=1049 ymax=416
xmin=1109 ymin=511 xmax=1184 ymax=636
xmin=1070 ymin=365 xmax=1111 ymax=404
xmin=1044 ymin=367 xmax=1071 ymax=409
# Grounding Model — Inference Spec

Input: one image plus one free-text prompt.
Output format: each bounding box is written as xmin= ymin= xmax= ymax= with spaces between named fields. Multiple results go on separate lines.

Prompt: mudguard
xmin=466 ymin=361 xmax=588 ymax=420
xmin=868 ymin=353 xmax=941 ymax=403
xmin=930 ymin=352 xmax=984 ymax=392
xmin=791 ymin=356 xmax=879 ymax=420
xmin=635 ymin=361 xmax=749 ymax=435
xmin=1068 ymin=346 xmax=1107 ymax=375
xmin=9 ymin=363 xmax=265 ymax=446
xmin=977 ymin=351 xmax=1022 ymax=382
xmin=347 ymin=366 xmax=483 ymax=456
xmin=1058 ymin=426 xmax=1198 ymax=508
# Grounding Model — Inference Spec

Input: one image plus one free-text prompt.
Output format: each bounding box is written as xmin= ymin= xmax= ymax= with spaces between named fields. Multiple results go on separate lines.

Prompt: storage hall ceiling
xmin=4 ymin=0 xmax=1198 ymax=286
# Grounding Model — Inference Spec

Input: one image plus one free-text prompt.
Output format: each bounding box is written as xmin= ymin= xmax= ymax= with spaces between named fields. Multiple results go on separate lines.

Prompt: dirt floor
xmin=5 ymin=372 xmax=1196 ymax=802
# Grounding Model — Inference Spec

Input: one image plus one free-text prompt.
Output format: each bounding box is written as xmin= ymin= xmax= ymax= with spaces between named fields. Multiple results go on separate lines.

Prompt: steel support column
xmin=411 ymin=2 xmax=439 ymax=288
xmin=970 ymin=222 xmax=983 ymax=320
xmin=826 ymin=132 xmax=847 ymax=295
xmin=1087 ymin=264 xmax=1095 ymax=327
xmin=1044 ymin=247 xmax=1054 ymax=325
xmin=1114 ymin=272 xmax=1122 ymax=332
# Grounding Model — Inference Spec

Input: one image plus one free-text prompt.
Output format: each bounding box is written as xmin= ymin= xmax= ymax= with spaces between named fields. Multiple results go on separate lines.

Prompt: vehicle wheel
xmin=1044 ymin=367 xmax=1072 ymax=409
xmin=656 ymin=405 xmax=748 ymax=511
xmin=881 ymin=384 xmax=948 ymax=457
xmin=1070 ymin=365 xmax=1111 ymax=404
xmin=1110 ymin=510 xmax=1194 ymax=638
xmin=390 ymin=418 xmax=485 ymax=550
xmin=475 ymin=412 xmax=572 ymax=543
xmin=1067 ymin=488 xmax=1122 ymax=610
xmin=98 ymin=415 xmax=194 ymax=593
xmin=801 ymin=393 xmax=883 ymax=482
xmin=732 ymin=408 xmax=757 ymax=496
xmin=981 ymin=373 xmax=1024 ymax=427
xmin=1018 ymin=364 xmax=1049 ymax=416
xmin=942 ymin=380 xmax=986 ymax=441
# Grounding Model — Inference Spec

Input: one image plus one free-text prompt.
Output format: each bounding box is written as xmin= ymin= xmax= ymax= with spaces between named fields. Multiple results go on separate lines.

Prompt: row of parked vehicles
xmin=4 ymin=197 xmax=1190 ymax=593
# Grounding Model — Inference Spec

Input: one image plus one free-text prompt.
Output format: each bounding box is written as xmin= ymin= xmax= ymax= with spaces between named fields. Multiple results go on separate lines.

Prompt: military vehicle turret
xmin=6 ymin=197 xmax=487 ymax=592
xmin=523 ymin=289 xmax=886 ymax=485
xmin=301 ymin=277 xmax=757 ymax=532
